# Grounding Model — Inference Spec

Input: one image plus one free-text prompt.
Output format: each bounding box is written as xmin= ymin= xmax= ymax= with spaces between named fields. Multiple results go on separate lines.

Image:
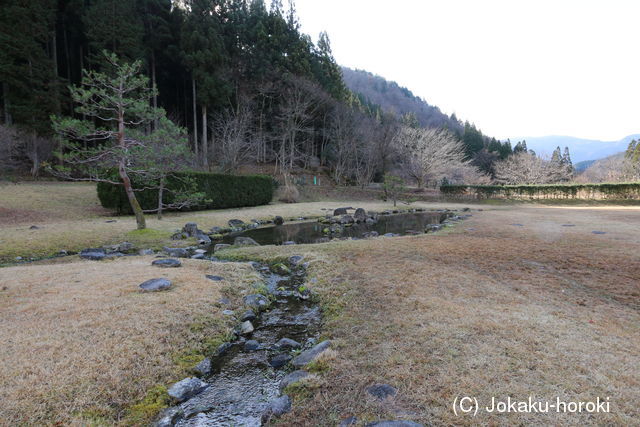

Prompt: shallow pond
xmin=220 ymin=211 xmax=449 ymax=246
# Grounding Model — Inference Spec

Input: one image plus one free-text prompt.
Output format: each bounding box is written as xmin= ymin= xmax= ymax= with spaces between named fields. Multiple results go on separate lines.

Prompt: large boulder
xmin=353 ymin=208 xmax=367 ymax=223
xmin=234 ymin=236 xmax=260 ymax=246
xmin=139 ymin=278 xmax=172 ymax=292
xmin=195 ymin=231 xmax=211 ymax=245
xmin=275 ymin=337 xmax=301 ymax=350
xmin=274 ymin=216 xmax=284 ymax=226
xmin=167 ymin=377 xmax=209 ymax=402
xmin=291 ymin=340 xmax=331 ymax=368
xmin=269 ymin=353 xmax=292 ymax=368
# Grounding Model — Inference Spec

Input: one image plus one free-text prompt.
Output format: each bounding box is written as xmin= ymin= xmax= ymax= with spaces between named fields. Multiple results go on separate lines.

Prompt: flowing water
xmin=173 ymin=261 xmax=321 ymax=426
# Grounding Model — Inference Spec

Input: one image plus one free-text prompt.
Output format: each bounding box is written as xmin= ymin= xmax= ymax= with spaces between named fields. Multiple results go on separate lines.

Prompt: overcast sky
xmin=295 ymin=0 xmax=639 ymax=141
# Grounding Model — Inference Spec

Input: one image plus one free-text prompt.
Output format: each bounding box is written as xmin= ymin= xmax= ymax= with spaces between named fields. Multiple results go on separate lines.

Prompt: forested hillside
xmin=1 ymin=0 xmax=516 ymax=188
xmin=341 ymin=67 xmax=462 ymax=131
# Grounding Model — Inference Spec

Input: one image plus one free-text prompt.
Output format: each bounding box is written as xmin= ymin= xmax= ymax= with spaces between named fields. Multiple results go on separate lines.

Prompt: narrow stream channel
xmin=166 ymin=258 xmax=321 ymax=426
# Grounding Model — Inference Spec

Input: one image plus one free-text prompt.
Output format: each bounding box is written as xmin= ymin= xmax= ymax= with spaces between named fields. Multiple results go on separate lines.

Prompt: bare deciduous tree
xmin=213 ymin=99 xmax=254 ymax=174
xmin=494 ymin=152 xmax=568 ymax=184
xmin=393 ymin=126 xmax=468 ymax=187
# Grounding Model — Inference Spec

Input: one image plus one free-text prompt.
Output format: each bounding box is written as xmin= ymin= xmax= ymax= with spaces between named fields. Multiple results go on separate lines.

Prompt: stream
xmin=162 ymin=258 xmax=322 ymax=426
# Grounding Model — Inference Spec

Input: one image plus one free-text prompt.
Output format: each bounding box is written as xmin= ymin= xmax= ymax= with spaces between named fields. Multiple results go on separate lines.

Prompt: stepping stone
xmin=592 ymin=231 xmax=607 ymax=234
xmin=561 ymin=224 xmax=575 ymax=227
xmin=80 ymin=248 xmax=106 ymax=261
xmin=205 ymin=275 xmax=224 ymax=281
xmin=365 ymin=422 xmax=425 ymax=427
xmin=511 ymin=224 xmax=524 ymax=227
xmin=139 ymin=278 xmax=172 ymax=292
xmin=152 ymin=258 xmax=182 ymax=268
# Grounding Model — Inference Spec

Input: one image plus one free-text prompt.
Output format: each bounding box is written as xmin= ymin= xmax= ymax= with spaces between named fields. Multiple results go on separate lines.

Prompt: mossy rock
xmin=271 ymin=263 xmax=291 ymax=275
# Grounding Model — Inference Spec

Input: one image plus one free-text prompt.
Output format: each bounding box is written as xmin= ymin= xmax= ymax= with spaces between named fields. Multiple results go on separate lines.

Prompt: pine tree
xmin=51 ymin=51 xmax=164 ymax=229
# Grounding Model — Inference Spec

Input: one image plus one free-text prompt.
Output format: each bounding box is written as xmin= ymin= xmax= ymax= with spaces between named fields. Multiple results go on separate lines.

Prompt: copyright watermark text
xmin=452 ymin=396 xmax=611 ymax=416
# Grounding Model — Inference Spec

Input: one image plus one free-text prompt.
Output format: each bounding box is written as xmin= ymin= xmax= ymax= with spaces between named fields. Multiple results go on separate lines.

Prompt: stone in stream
xmin=275 ymin=337 xmax=302 ymax=350
xmin=239 ymin=320 xmax=254 ymax=335
xmin=261 ymin=395 xmax=292 ymax=422
xmin=592 ymin=231 xmax=607 ymax=234
xmin=244 ymin=340 xmax=261 ymax=351
xmin=139 ymin=278 xmax=172 ymax=292
xmin=271 ymin=263 xmax=291 ymax=275
xmin=167 ymin=377 xmax=209 ymax=402
xmin=366 ymin=383 xmax=397 ymax=400
xmin=291 ymin=340 xmax=331 ymax=368
xmin=80 ymin=248 xmax=106 ymax=261
xmin=217 ymin=342 xmax=233 ymax=356
xmin=333 ymin=207 xmax=351 ymax=216
xmin=279 ymin=370 xmax=309 ymax=391
xmin=228 ymin=219 xmax=245 ymax=228
xmin=339 ymin=214 xmax=355 ymax=224
xmin=152 ymin=258 xmax=181 ymax=268
xmin=282 ymin=241 xmax=296 ymax=245
xmin=274 ymin=215 xmax=284 ymax=225
xmin=365 ymin=422 xmax=425 ymax=427
xmin=243 ymin=294 xmax=269 ymax=310
xmin=193 ymin=358 xmax=212 ymax=376
xmin=182 ymin=222 xmax=199 ymax=237
xmin=205 ymin=275 xmax=224 ymax=281
xmin=163 ymin=247 xmax=189 ymax=258
xmin=354 ymin=208 xmax=367 ymax=223
xmin=214 ymin=243 xmax=231 ymax=252
xmin=240 ymin=309 xmax=256 ymax=322
xmin=289 ymin=255 xmax=304 ymax=266
xmin=269 ymin=353 xmax=292 ymax=368
xmin=195 ymin=231 xmax=211 ymax=244
xmin=155 ymin=406 xmax=184 ymax=427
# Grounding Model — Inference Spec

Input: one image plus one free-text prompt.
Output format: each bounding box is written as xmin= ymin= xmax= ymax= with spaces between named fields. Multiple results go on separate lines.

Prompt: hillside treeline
xmin=1 ymin=0 xmax=514 ymax=185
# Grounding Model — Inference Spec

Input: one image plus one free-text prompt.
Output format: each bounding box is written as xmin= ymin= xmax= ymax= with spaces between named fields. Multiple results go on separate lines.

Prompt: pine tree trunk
xmin=202 ymin=104 xmax=208 ymax=169
xmin=117 ymin=107 xmax=145 ymax=229
xmin=192 ymin=77 xmax=198 ymax=157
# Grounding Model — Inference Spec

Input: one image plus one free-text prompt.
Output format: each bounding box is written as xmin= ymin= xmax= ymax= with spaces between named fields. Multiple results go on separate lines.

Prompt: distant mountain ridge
xmin=509 ymin=134 xmax=640 ymax=163
xmin=341 ymin=67 xmax=463 ymax=132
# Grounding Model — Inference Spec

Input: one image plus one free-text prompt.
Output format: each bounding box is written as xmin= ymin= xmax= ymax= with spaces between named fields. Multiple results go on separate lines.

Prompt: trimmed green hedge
xmin=97 ymin=172 xmax=274 ymax=213
xmin=440 ymin=183 xmax=640 ymax=200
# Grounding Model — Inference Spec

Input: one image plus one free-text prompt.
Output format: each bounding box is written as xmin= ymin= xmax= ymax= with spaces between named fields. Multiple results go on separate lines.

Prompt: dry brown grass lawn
xmin=0 ymin=181 xmax=462 ymax=263
xmin=233 ymin=205 xmax=640 ymax=426
xmin=0 ymin=256 xmax=257 ymax=425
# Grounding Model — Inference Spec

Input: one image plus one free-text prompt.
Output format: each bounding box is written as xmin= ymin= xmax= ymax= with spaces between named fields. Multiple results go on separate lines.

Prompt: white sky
xmin=295 ymin=0 xmax=639 ymax=141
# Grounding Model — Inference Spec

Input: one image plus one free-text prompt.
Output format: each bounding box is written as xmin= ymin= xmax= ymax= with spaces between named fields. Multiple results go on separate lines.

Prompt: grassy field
xmin=1 ymin=182 xmax=638 ymax=425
